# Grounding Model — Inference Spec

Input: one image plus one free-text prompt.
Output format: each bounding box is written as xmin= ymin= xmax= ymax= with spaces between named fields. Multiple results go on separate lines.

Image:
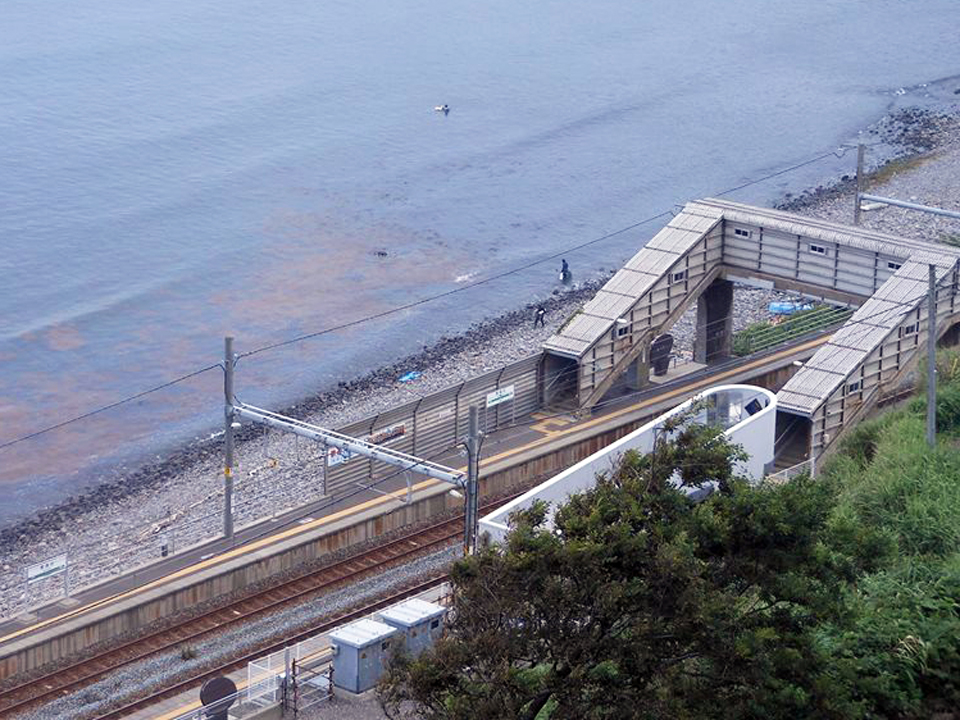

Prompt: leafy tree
xmin=378 ymin=420 xmax=858 ymax=719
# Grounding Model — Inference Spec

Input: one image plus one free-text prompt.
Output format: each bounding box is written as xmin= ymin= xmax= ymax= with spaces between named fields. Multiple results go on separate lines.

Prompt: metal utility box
xmin=379 ymin=598 xmax=446 ymax=657
xmin=329 ymin=618 xmax=399 ymax=693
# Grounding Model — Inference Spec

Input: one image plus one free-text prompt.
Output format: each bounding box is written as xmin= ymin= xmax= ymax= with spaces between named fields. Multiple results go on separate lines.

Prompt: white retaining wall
xmin=479 ymin=384 xmax=777 ymax=544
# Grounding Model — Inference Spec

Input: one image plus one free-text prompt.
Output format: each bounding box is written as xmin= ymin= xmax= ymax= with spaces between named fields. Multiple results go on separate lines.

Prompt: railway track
xmin=0 ymin=495 xmax=514 ymax=719
xmin=94 ymin=575 xmax=447 ymax=720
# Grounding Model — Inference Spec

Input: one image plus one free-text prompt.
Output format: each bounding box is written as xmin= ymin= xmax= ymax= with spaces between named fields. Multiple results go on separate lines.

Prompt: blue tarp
xmin=768 ymin=301 xmax=810 ymax=315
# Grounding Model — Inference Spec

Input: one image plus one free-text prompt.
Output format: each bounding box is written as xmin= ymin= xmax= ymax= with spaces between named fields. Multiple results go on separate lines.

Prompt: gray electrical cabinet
xmin=329 ymin=618 xmax=399 ymax=693
xmin=379 ymin=598 xmax=446 ymax=657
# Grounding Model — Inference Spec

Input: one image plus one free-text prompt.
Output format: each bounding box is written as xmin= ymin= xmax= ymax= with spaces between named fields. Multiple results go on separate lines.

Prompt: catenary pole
xmin=859 ymin=193 xmax=960 ymax=221
xmin=464 ymin=406 xmax=480 ymax=555
xmin=854 ymin=143 xmax=865 ymax=225
xmin=224 ymin=336 xmax=235 ymax=540
xmin=928 ymin=265 xmax=937 ymax=449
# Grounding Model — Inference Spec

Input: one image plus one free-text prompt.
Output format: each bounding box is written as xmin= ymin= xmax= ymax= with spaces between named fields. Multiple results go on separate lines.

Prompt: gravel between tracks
xmin=2 ymin=103 xmax=958 ymax=621
xmin=13 ymin=545 xmax=459 ymax=720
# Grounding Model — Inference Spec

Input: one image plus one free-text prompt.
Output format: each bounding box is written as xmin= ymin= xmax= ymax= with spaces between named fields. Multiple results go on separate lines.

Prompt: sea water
xmin=1 ymin=0 xmax=958 ymax=525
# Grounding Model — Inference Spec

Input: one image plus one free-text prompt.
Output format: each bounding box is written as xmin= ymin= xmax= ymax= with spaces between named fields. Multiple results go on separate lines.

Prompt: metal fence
xmin=767 ymin=459 xmax=814 ymax=483
xmin=324 ymin=354 xmax=542 ymax=495
xmin=164 ymin=662 xmax=333 ymax=720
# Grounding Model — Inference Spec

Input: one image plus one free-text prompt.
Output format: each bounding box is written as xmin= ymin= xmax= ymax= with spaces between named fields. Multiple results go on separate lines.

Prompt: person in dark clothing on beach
xmin=534 ymin=305 xmax=546 ymax=329
xmin=560 ymin=258 xmax=571 ymax=283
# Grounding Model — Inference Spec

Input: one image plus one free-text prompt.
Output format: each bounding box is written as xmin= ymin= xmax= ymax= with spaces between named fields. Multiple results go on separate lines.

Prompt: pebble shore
xmin=1 ymin=104 xmax=958 ymax=622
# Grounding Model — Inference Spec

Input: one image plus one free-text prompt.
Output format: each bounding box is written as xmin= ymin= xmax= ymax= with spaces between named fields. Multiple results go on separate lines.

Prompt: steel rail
xmin=0 ymin=498 xmax=510 ymax=718
xmin=93 ymin=575 xmax=449 ymax=720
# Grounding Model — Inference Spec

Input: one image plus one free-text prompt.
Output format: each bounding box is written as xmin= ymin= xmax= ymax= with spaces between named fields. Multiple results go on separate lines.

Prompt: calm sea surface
xmin=1 ymin=0 xmax=958 ymax=525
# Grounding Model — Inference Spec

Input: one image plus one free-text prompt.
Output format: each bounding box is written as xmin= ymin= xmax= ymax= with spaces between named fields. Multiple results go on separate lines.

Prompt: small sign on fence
xmin=486 ymin=385 xmax=515 ymax=408
xmin=27 ymin=554 xmax=67 ymax=583
xmin=328 ymin=422 xmax=407 ymax=467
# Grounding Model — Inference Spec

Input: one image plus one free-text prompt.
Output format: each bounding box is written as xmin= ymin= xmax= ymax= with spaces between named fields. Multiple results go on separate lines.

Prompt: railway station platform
xmin=0 ymin=332 xmax=827 ymax=681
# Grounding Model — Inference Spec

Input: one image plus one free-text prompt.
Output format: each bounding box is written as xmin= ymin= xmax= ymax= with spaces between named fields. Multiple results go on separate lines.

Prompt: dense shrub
xmin=820 ymin=410 xmax=960 ymax=716
xmin=910 ymin=380 xmax=960 ymax=434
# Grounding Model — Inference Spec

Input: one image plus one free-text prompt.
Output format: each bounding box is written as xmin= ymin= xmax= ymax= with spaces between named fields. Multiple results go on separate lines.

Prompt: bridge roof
xmin=543 ymin=203 xmax=723 ymax=358
xmin=778 ymin=261 xmax=954 ymax=416
xmin=696 ymin=198 xmax=960 ymax=263
xmin=544 ymin=197 xmax=960 ymax=419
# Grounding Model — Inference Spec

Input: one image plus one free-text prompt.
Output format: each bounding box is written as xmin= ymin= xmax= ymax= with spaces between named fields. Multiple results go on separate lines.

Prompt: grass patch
xmin=833 ymin=415 xmax=960 ymax=557
xmin=941 ymin=232 xmax=960 ymax=248
xmin=732 ymin=305 xmax=853 ymax=356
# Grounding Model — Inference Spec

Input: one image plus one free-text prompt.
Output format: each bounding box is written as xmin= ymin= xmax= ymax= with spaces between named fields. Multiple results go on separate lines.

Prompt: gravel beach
xmin=2 ymin=104 xmax=958 ymax=622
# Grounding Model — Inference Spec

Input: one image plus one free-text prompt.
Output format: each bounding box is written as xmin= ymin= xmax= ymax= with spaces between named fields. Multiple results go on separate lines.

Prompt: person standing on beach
xmin=560 ymin=258 xmax=571 ymax=283
xmin=534 ymin=305 xmax=546 ymax=328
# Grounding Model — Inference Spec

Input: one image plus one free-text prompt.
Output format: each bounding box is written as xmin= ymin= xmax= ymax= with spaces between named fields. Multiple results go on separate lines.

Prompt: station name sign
xmin=27 ymin=554 xmax=67 ymax=583
xmin=486 ymin=385 xmax=515 ymax=408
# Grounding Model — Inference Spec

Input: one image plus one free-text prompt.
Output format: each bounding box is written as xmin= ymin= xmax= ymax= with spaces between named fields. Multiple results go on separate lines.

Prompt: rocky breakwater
xmin=778 ymin=106 xmax=960 ymax=237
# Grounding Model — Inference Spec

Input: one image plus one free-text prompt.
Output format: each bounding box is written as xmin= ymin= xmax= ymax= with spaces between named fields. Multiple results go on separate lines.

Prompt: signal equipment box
xmin=379 ymin=598 xmax=446 ymax=657
xmin=329 ymin=618 xmax=399 ymax=693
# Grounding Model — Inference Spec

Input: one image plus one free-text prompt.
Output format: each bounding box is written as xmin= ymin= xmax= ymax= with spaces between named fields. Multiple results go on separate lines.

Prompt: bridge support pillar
xmin=695 ymin=278 xmax=733 ymax=364
xmin=627 ymin=339 xmax=651 ymax=390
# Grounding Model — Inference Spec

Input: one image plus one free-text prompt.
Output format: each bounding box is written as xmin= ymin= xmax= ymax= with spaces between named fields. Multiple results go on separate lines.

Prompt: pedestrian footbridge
xmin=543 ymin=198 xmax=960 ymax=468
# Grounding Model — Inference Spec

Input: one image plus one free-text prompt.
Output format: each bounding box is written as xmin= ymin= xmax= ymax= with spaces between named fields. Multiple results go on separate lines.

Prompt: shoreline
xmin=1 ymin=102 xmax=958 ymax=620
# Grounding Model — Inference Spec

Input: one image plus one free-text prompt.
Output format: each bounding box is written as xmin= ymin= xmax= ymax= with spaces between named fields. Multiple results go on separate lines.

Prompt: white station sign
xmin=27 ymin=554 xmax=67 ymax=583
xmin=486 ymin=385 xmax=515 ymax=408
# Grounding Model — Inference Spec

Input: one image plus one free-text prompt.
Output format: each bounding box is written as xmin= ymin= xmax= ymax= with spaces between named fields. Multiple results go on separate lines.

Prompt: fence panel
xmin=324 ymin=355 xmax=542 ymax=497
xmin=324 ymin=415 xmax=379 ymax=495
xmin=413 ymin=383 xmax=464 ymax=459
xmin=365 ymin=401 xmax=421 ymax=488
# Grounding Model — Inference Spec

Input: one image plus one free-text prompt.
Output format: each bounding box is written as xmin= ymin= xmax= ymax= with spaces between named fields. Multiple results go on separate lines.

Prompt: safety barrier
xmin=325 ymin=355 xmax=541 ymax=495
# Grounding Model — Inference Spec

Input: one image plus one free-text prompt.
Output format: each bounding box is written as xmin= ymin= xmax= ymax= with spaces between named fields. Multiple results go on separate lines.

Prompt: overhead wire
xmin=714 ymin=148 xmax=847 ymax=198
xmin=0 ymin=145 xmax=847 ymax=454
xmin=236 ymin=211 xmax=673 ymax=359
xmin=0 ymin=364 xmax=223 ymax=453
xmin=239 ymin=146 xmax=850 ymax=360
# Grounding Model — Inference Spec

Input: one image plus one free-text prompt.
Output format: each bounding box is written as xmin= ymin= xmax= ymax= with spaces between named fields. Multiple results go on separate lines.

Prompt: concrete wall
xmin=479 ymin=385 xmax=777 ymax=544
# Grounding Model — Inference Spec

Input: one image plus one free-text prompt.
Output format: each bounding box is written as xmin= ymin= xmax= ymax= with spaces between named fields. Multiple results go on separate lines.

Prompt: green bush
xmin=822 ymin=555 xmax=960 ymax=716
xmin=820 ymin=413 xmax=960 ymax=716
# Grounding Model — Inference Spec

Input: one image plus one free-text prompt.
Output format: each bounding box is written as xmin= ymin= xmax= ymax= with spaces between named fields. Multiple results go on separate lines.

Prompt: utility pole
xmin=854 ymin=143 xmax=865 ymax=226
xmin=927 ymin=264 xmax=937 ymax=449
xmin=224 ymin=336 xmax=235 ymax=540
xmin=464 ymin=406 xmax=481 ymax=555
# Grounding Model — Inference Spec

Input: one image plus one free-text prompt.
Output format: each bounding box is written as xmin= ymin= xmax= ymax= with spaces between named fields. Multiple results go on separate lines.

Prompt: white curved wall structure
xmin=479 ymin=384 xmax=777 ymax=545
